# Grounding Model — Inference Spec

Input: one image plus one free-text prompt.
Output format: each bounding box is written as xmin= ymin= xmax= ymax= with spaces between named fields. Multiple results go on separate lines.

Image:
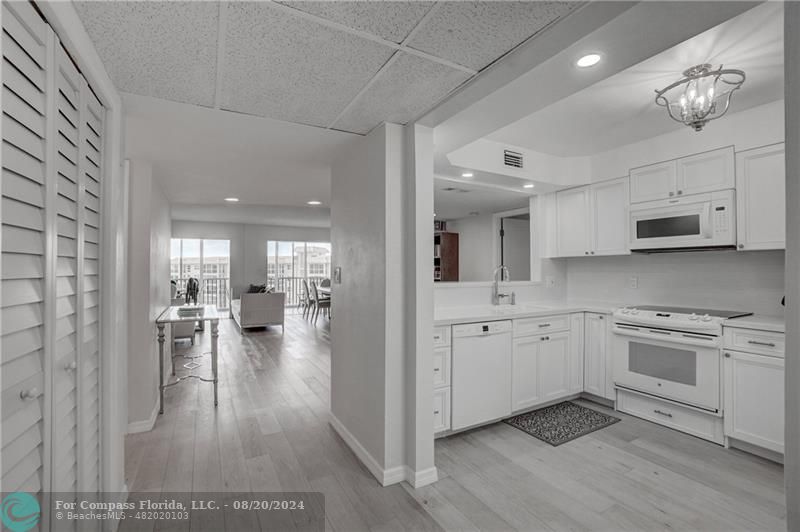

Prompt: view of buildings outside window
xmin=266 ymin=241 xmax=332 ymax=305
xmin=170 ymin=239 xmax=231 ymax=309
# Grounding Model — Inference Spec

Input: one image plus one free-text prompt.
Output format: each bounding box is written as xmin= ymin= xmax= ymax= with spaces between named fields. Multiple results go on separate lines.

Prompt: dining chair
xmin=301 ymin=279 xmax=313 ymax=319
xmin=310 ymin=282 xmax=331 ymax=325
xmin=320 ymin=278 xmax=331 ymax=288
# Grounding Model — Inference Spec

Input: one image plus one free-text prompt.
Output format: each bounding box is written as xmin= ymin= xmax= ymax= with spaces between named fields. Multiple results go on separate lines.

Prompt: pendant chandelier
xmin=655 ymin=64 xmax=745 ymax=132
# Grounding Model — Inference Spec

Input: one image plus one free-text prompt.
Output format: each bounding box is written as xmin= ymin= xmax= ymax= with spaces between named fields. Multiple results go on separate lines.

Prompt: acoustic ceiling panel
xmin=73 ymin=2 xmax=219 ymax=107
xmin=333 ymin=52 xmax=471 ymax=134
xmin=222 ymin=2 xmax=395 ymax=128
xmin=407 ymin=1 xmax=578 ymax=71
xmin=277 ymin=1 xmax=436 ymax=44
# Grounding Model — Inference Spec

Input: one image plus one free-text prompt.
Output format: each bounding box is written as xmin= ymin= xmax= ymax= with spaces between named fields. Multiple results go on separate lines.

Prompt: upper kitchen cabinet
xmin=555 ymin=186 xmax=590 ymax=257
xmin=591 ymin=177 xmax=629 ymax=256
xmin=629 ymin=160 xmax=677 ymax=203
xmin=676 ymin=147 xmax=735 ymax=196
xmin=630 ymin=147 xmax=734 ymax=203
xmin=555 ymin=177 xmax=629 ymax=258
xmin=736 ymin=143 xmax=786 ymax=251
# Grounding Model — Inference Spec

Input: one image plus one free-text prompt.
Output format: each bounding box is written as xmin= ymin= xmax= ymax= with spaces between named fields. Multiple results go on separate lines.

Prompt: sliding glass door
xmin=266 ymin=241 xmax=332 ymax=306
xmin=170 ymin=239 xmax=231 ymax=309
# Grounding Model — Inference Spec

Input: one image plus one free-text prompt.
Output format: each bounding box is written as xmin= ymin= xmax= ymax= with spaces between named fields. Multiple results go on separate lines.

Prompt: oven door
xmin=630 ymin=196 xmax=713 ymax=250
xmin=613 ymin=323 xmax=721 ymax=412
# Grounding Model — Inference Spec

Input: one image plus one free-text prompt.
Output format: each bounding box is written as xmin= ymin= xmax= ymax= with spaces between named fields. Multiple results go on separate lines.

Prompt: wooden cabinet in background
xmin=434 ymin=232 xmax=459 ymax=282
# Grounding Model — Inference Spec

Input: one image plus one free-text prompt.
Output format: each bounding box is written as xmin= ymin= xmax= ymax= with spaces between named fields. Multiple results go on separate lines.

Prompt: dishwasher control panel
xmin=452 ymin=320 xmax=512 ymax=337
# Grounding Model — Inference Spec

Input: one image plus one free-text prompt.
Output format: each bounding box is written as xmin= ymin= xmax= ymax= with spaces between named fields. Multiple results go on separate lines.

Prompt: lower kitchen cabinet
xmin=433 ymin=387 xmax=451 ymax=433
xmin=584 ymin=313 xmax=608 ymax=398
xmin=512 ymin=326 xmax=575 ymax=411
xmin=512 ymin=335 xmax=542 ymax=410
xmin=569 ymin=313 xmax=585 ymax=392
xmin=723 ymin=350 xmax=785 ymax=453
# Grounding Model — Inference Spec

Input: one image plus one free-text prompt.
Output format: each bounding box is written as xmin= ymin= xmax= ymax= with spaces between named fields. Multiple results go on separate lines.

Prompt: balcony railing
xmin=269 ymin=275 xmax=328 ymax=306
xmin=173 ymin=277 xmax=230 ymax=310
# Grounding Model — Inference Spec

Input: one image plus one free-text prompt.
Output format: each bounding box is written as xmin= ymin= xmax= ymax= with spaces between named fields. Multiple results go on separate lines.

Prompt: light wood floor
xmin=125 ymin=313 xmax=786 ymax=531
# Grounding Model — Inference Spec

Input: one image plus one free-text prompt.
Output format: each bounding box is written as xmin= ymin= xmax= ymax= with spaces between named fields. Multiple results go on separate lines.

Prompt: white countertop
xmin=722 ymin=314 xmax=785 ymax=333
xmin=434 ymin=299 xmax=620 ymax=326
xmin=435 ymin=300 xmax=784 ymax=332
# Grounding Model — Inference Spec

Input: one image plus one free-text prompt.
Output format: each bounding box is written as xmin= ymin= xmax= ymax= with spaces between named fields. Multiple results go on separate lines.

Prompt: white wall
xmin=127 ymin=160 xmax=172 ymax=427
xmin=446 ymin=214 xmax=494 ymax=282
xmin=330 ymin=124 xmax=409 ymax=482
xmin=503 ymin=217 xmax=530 ymax=281
xmin=566 ymin=251 xmax=785 ymax=316
xmin=171 ymin=220 xmax=330 ymax=298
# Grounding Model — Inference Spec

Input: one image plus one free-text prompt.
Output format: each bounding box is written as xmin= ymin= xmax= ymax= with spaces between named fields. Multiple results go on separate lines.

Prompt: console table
xmin=156 ymin=305 xmax=220 ymax=414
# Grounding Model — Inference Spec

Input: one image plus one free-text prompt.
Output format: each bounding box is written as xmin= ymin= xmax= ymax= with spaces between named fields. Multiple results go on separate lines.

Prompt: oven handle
xmin=612 ymin=325 xmax=721 ymax=348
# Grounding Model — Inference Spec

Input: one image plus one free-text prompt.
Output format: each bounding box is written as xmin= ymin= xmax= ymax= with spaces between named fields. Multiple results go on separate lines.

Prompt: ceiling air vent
xmin=504 ymin=149 xmax=523 ymax=169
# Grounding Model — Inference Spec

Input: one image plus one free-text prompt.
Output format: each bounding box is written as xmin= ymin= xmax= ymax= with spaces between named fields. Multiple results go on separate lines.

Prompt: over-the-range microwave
xmin=629 ymin=189 xmax=735 ymax=252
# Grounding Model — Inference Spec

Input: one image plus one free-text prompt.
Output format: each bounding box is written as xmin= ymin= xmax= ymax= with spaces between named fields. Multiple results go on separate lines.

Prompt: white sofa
xmin=230 ymin=292 xmax=286 ymax=333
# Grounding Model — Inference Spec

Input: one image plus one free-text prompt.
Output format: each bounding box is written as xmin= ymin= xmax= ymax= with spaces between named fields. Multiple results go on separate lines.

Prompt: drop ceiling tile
xmin=277 ymin=1 xmax=435 ymax=43
xmin=222 ymin=3 xmax=395 ymax=128
xmin=408 ymin=1 xmax=578 ymax=71
xmin=333 ymin=52 xmax=471 ymax=135
xmin=73 ymin=2 xmax=218 ymax=107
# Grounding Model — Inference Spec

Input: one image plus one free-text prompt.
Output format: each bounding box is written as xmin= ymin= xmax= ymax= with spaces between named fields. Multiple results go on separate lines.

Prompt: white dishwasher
xmin=451 ymin=320 xmax=513 ymax=431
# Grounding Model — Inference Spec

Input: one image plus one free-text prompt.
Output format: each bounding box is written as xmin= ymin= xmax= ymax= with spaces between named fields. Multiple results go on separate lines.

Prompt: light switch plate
xmin=333 ymin=266 xmax=342 ymax=284
xmin=629 ymin=276 xmax=639 ymax=289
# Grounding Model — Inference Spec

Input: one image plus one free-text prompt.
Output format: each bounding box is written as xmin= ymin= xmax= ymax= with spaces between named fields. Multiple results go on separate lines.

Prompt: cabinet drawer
xmin=617 ymin=389 xmax=724 ymax=445
xmin=433 ymin=346 xmax=451 ymax=388
xmin=514 ymin=315 xmax=569 ymax=337
xmin=723 ymin=328 xmax=784 ymax=358
xmin=433 ymin=387 xmax=451 ymax=433
xmin=433 ymin=326 xmax=451 ymax=347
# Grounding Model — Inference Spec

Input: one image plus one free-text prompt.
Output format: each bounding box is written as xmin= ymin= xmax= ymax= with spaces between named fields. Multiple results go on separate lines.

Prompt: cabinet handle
xmin=541 ymin=336 xmax=550 ymax=341
xmin=724 ymin=352 xmax=731 ymax=358
xmin=20 ymin=388 xmax=41 ymax=401
xmin=669 ymin=191 xmax=675 ymax=197
xmin=677 ymin=190 xmax=683 ymax=195
xmin=747 ymin=340 xmax=776 ymax=348
xmin=538 ymin=323 xmax=551 ymax=328
xmin=585 ymin=251 xmax=589 ymax=255
xmin=738 ymin=243 xmax=744 ymax=249
xmin=653 ymin=409 xmax=673 ymax=418
xmin=434 ymin=410 xmax=440 ymax=415
xmin=590 ymin=251 xmax=595 ymax=255
xmin=433 ymin=368 xmax=440 ymax=372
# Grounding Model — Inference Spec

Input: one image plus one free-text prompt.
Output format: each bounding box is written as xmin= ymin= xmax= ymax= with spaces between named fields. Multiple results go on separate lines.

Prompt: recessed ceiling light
xmin=523 ymin=184 xmax=535 ymax=189
xmin=576 ymin=53 xmax=601 ymax=68
xmin=307 ymin=200 xmax=322 ymax=206
xmin=224 ymin=197 xmax=239 ymax=202
xmin=461 ymin=172 xmax=474 ymax=178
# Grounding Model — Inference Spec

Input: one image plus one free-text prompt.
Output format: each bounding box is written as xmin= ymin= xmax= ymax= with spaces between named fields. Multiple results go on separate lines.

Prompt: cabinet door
xmin=736 ymin=144 xmax=786 ymax=251
xmin=591 ymin=177 xmax=630 ymax=256
xmin=569 ymin=314 xmax=584 ymax=393
xmin=433 ymin=388 xmax=451 ymax=434
xmin=630 ymin=161 xmax=676 ymax=203
xmin=512 ymin=336 xmax=541 ymax=411
xmin=556 ymin=187 xmax=590 ymax=257
xmin=432 ymin=346 xmax=451 ymax=388
xmin=676 ymin=147 xmax=735 ymax=197
xmin=723 ymin=351 xmax=784 ymax=453
xmin=539 ymin=331 xmax=571 ymax=401
xmin=584 ymin=313 xmax=607 ymax=397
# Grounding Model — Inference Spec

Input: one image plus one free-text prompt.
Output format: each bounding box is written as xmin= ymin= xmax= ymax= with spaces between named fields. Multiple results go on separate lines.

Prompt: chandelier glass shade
xmin=655 ymin=64 xmax=745 ymax=131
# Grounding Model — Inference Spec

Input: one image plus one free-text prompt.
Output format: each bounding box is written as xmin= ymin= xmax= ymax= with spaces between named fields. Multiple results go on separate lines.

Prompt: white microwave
xmin=630 ymin=189 xmax=735 ymax=252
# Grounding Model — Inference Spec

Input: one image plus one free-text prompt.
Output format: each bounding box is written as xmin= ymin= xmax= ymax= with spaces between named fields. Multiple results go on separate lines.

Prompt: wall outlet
xmin=628 ymin=276 xmax=639 ymax=289
xmin=545 ymin=276 xmax=555 ymax=288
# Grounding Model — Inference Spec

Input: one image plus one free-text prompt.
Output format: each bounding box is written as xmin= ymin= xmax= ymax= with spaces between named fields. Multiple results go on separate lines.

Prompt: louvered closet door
xmin=1 ymin=0 xmax=51 ymax=497
xmin=51 ymin=42 xmax=81 ymax=508
xmin=78 ymin=79 xmax=104 ymax=496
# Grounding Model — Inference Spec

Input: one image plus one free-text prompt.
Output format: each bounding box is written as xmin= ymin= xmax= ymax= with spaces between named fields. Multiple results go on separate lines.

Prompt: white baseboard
xmin=404 ymin=466 xmax=438 ymax=488
xmin=329 ymin=414 xmax=440 ymax=488
xmin=127 ymin=401 xmax=159 ymax=434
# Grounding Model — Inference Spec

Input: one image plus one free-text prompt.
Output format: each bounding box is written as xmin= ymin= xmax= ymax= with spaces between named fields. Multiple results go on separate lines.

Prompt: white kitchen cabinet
xmin=629 ymin=147 xmax=734 ymax=203
xmin=630 ymin=160 xmax=677 ymax=203
xmin=676 ymin=146 xmax=735 ymax=196
xmin=432 ymin=346 xmax=451 ymax=388
xmin=555 ymin=177 xmax=629 ymax=258
xmin=569 ymin=313 xmax=584 ymax=393
xmin=591 ymin=177 xmax=629 ymax=256
xmin=584 ymin=313 xmax=607 ymax=398
xmin=433 ymin=388 xmax=451 ymax=433
xmin=723 ymin=350 xmax=784 ymax=453
xmin=555 ymin=186 xmax=590 ymax=257
xmin=736 ymin=143 xmax=786 ymax=251
xmin=539 ymin=331 xmax=571 ymax=401
xmin=512 ymin=335 xmax=543 ymax=410
xmin=432 ymin=326 xmax=452 ymax=435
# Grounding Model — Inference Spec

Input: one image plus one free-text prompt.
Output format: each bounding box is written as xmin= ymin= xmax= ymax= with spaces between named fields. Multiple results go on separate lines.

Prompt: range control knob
xmin=688 ymin=313 xmax=699 ymax=321
xmin=631 ymin=309 xmax=640 ymax=315
xmin=701 ymin=314 xmax=712 ymax=322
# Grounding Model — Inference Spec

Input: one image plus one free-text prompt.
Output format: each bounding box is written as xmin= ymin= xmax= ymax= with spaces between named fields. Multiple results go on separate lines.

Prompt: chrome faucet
xmin=492 ymin=265 xmax=515 ymax=305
